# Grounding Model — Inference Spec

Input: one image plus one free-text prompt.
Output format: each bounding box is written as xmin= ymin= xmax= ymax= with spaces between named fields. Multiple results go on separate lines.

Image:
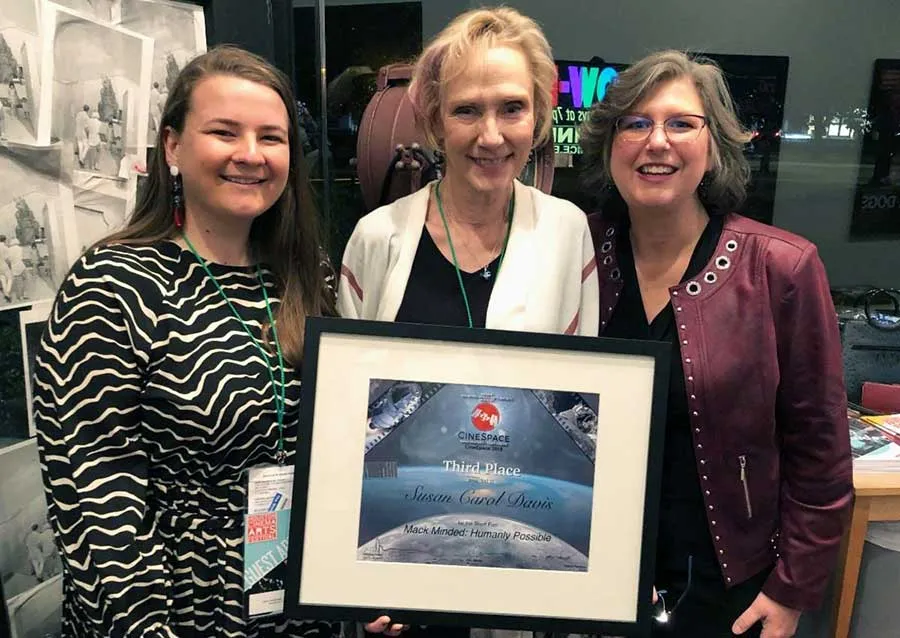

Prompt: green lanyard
xmin=434 ymin=180 xmax=514 ymax=328
xmin=182 ymin=235 xmax=288 ymax=464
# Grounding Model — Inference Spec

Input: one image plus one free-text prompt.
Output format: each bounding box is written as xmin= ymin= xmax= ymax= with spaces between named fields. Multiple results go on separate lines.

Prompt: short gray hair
xmin=580 ymin=50 xmax=752 ymax=216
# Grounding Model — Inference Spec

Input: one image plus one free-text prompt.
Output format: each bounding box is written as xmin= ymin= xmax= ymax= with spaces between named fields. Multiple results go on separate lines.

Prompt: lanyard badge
xmin=243 ymin=464 xmax=294 ymax=616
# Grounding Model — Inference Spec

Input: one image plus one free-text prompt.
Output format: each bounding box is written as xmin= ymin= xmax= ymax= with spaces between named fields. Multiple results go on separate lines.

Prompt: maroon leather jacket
xmin=588 ymin=212 xmax=853 ymax=610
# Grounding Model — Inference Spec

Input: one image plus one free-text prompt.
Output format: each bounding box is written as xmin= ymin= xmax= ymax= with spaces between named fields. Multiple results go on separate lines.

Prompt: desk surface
xmin=833 ymin=470 xmax=900 ymax=638
xmin=853 ymin=471 xmax=900 ymax=496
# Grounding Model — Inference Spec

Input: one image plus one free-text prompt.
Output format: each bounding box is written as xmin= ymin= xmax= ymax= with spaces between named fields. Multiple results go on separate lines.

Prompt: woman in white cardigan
xmin=338 ymin=7 xmax=598 ymax=336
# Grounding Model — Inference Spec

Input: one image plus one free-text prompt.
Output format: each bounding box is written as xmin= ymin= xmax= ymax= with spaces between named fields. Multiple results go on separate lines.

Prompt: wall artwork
xmin=38 ymin=1 xmax=152 ymax=181
xmin=850 ymin=59 xmax=900 ymax=240
xmin=0 ymin=438 xmax=63 ymax=638
xmin=0 ymin=145 xmax=75 ymax=313
xmin=72 ymin=185 xmax=129 ymax=252
xmin=0 ymin=0 xmax=45 ymax=147
xmin=0 ymin=5 xmax=207 ymax=635
xmin=120 ymin=0 xmax=206 ymax=146
xmin=51 ymin=0 xmax=123 ymax=24
xmin=7 ymin=575 xmax=62 ymax=638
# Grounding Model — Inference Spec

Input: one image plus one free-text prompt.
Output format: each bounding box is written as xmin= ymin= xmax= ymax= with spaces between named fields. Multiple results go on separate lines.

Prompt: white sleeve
xmin=337 ymin=224 xmax=366 ymax=319
xmin=577 ymin=215 xmax=600 ymax=337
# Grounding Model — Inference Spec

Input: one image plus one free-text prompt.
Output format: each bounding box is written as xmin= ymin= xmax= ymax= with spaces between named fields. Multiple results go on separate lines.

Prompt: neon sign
xmin=554 ymin=64 xmax=619 ymax=109
xmin=551 ymin=59 xmax=621 ymax=155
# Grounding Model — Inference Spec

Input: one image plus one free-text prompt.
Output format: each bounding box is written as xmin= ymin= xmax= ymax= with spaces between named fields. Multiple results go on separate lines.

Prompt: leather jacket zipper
xmin=739 ymin=454 xmax=753 ymax=519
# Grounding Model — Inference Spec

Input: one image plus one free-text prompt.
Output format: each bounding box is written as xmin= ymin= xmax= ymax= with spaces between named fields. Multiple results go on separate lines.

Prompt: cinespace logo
xmin=471 ymin=402 xmax=500 ymax=432
xmin=553 ymin=64 xmax=619 ymax=109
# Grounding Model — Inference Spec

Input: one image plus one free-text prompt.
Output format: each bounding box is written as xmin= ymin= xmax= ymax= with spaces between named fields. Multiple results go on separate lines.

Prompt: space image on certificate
xmin=357 ymin=380 xmax=598 ymax=573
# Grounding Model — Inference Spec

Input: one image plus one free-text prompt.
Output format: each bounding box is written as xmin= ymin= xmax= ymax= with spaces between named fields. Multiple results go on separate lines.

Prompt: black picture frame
xmin=284 ymin=317 xmax=670 ymax=637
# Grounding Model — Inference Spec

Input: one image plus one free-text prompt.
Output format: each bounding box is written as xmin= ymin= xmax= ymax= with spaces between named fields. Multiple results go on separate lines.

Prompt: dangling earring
xmin=698 ymin=173 xmax=711 ymax=200
xmin=433 ymin=148 xmax=445 ymax=181
xmin=170 ymin=165 xmax=184 ymax=228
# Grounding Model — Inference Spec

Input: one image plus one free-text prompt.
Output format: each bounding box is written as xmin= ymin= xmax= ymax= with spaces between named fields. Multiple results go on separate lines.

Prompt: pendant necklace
xmin=434 ymin=180 xmax=514 ymax=328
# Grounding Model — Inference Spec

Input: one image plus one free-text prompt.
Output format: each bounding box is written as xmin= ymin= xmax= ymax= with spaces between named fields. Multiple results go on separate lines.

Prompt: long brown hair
xmin=96 ymin=45 xmax=335 ymax=364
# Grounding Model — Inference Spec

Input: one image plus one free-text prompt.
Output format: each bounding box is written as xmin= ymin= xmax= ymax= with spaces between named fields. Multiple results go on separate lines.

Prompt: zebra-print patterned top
xmin=33 ymin=241 xmax=336 ymax=638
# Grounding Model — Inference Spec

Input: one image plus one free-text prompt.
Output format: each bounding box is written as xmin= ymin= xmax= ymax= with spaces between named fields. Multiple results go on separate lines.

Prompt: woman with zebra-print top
xmin=33 ymin=46 xmax=404 ymax=638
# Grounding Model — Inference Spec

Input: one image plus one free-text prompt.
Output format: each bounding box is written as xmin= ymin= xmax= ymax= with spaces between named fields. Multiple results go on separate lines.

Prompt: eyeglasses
xmin=653 ymin=555 xmax=693 ymax=625
xmin=615 ymin=114 xmax=708 ymax=143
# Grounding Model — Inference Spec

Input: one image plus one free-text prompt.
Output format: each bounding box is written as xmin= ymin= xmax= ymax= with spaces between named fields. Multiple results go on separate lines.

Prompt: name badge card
xmin=244 ymin=464 xmax=293 ymax=617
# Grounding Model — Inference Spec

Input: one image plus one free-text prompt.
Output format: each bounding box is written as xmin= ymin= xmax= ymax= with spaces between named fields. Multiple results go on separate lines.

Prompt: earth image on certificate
xmin=357 ymin=469 xmax=591 ymax=571
xmin=358 ymin=381 xmax=598 ymax=572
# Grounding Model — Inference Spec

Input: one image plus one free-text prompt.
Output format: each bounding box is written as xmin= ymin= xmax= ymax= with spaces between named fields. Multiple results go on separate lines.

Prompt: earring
xmin=698 ymin=173 xmax=711 ymax=200
xmin=170 ymin=164 xmax=184 ymax=228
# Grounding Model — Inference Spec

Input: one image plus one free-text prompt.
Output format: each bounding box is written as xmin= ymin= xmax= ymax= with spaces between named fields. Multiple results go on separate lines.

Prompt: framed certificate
xmin=284 ymin=318 xmax=670 ymax=637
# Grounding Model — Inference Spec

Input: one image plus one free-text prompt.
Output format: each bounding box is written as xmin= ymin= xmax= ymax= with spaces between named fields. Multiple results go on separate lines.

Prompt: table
xmin=831 ymin=471 xmax=900 ymax=638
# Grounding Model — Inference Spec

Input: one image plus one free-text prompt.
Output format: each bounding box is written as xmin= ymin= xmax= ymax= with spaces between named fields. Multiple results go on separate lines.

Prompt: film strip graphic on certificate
xmin=364 ymin=381 xmax=444 ymax=455
xmin=532 ymin=390 xmax=598 ymax=462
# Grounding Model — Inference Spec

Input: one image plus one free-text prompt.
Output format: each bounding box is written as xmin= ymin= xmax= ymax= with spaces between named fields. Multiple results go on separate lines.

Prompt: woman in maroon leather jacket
xmin=580 ymin=50 xmax=853 ymax=638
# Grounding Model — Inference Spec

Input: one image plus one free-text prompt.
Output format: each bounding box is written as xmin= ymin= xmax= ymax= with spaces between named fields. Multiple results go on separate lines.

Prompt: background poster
xmin=0 ymin=145 xmax=74 ymax=313
xmin=0 ymin=3 xmax=206 ymax=635
xmin=0 ymin=439 xmax=63 ymax=638
xmin=40 ymin=3 xmax=153 ymax=176
xmin=850 ymin=59 xmax=900 ymax=239
xmin=119 ymin=0 xmax=207 ymax=147
xmin=0 ymin=0 xmax=44 ymax=147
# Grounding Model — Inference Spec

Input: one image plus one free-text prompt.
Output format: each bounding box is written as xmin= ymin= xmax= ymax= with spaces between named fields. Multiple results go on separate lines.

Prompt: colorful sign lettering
xmin=551 ymin=59 xmax=621 ymax=155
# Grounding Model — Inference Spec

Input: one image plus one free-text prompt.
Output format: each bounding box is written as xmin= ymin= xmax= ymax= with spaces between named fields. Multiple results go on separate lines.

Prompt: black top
xmin=392 ymin=228 xmax=499 ymax=638
xmin=395 ymin=228 xmax=501 ymax=328
xmin=31 ymin=243 xmax=335 ymax=637
xmin=603 ymin=216 xmax=725 ymax=582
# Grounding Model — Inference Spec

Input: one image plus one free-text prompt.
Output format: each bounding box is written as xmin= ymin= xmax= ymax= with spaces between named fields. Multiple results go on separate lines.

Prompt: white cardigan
xmin=338 ymin=180 xmax=599 ymax=337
